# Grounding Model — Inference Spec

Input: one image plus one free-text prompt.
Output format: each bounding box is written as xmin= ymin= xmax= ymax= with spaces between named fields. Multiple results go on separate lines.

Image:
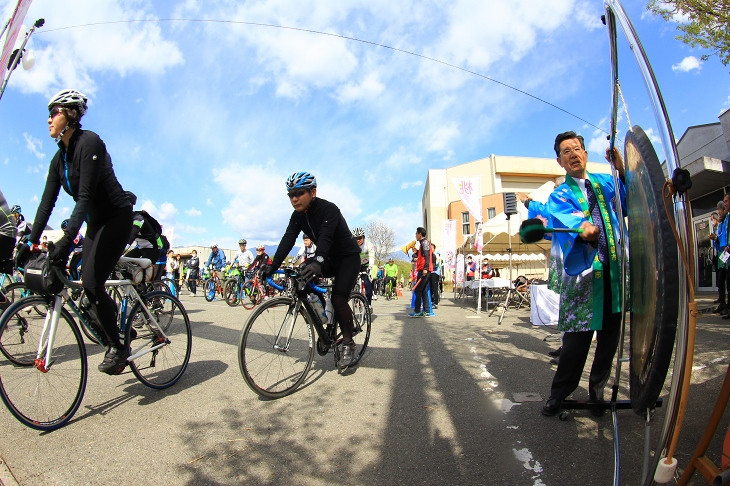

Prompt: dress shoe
xmin=549 ymin=357 xmax=559 ymax=365
xmin=714 ymin=305 xmax=727 ymax=314
xmin=548 ymin=347 xmax=562 ymax=357
xmin=714 ymin=298 xmax=721 ymax=304
xmin=722 ymin=313 xmax=730 ymax=320
xmin=722 ymin=309 xmax=730 ymax=316
xmin=542 ymin=398 xmax=561 ymax=416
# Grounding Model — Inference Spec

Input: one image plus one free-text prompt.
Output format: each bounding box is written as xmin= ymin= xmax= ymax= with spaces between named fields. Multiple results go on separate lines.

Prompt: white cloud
xmin=364 ymin=203 xmax=422 ymax=247
xmin=12 ymin=1 xmax=184 ymax=97
xmin=23 ymin=132 xmax=45 ymax=159
xmin=672 ymin=56 xmax=701 ymax=73
xmin=185 ymin=207 xmax=202 ymax=217
xmin=400 ymin=180 xmax=423 ymax=189
xmin=336 ymin=71 xmax=385 ymax=103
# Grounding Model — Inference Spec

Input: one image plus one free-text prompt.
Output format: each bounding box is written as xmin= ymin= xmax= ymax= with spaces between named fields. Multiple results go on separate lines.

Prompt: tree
xmin=364 ymin=221 xmax=396 ymax=267
xmin=646 ymin=0 xmax=730 ymax=67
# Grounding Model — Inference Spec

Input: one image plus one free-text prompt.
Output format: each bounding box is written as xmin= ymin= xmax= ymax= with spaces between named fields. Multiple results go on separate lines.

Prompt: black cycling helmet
xmin=124 ymin=191 xmax=137 ymax=206
xmin=239 ymin=238 xmax=247 ymax=245
xmin=285 ymin=172 xmax=317 ymax=191
xmin=61 ymin=219 xmax=69 ymax=230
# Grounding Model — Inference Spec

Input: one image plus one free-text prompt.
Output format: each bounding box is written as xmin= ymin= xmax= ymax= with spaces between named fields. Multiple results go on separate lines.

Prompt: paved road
xmin=0 ymin=290 xmax=728 ymax=485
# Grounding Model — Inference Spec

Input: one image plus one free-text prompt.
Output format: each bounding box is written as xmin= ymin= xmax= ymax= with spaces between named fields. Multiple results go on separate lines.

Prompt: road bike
xmin=384 ymin=277 xmax=397 ymax=300
xmin=238 ymin=268 xmax=371 ymax=398
xmin=240 ymin=271 xmax=277 ymax=310
xmin=203 ymin=267 xmax=225 ymax=302
xmin=0 ymin=255 xmax=192 ymax=431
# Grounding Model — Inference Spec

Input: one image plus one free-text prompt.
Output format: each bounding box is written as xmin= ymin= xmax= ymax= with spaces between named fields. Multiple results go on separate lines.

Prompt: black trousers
xmin=413 ymin=271 xmax=431 ymax=313
xmin=430 ymin=273 xmax=440 ymax=305
xmin=549 ymin=270 xmax=622 ymax=402
xmin=717 ymin=258 xmax=730 ymax=306
xmin=82 ymin=208 xmax=133 ymax=349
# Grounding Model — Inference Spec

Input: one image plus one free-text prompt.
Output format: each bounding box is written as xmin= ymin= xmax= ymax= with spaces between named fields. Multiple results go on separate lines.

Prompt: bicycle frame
xmin=268 ymin=275 xmax=335 ymax=352
xmin=37 ymin=265 xmax=172 ymax=372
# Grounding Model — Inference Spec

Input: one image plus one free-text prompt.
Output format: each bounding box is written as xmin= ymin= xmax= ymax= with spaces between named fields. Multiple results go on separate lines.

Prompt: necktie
xmin=585 ymin=180 xmax=609 ymax=265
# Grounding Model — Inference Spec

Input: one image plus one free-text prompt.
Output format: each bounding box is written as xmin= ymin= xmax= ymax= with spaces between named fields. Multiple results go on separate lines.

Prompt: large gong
xmin=626 ymin=125 xmax=679 ymax=413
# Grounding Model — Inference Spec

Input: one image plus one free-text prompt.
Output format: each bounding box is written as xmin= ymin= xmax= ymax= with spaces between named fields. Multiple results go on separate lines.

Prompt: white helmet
xmin=48 ymin=89 xmax=88 ymax=115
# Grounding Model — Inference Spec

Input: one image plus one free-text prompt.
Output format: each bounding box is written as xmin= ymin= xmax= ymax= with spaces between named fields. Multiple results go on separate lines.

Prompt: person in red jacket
xmin=409 ymin=227 xmax=433 ymax=317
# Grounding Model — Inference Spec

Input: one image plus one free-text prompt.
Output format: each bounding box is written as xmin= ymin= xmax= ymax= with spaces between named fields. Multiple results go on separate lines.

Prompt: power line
xmin=40 ymin=17 xmax=607 ymax=134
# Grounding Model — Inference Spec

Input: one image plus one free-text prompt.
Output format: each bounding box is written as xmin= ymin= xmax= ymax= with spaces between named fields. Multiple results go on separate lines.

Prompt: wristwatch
xmin=314 ymin=255 xmax=324 ymax=263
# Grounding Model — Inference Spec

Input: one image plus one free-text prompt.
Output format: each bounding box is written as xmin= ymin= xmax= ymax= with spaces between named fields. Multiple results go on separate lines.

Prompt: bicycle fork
xmin=36 ymin=295 xmax=63 ymax=372
xmin=273 ymin=301 xmax=302 ymax=353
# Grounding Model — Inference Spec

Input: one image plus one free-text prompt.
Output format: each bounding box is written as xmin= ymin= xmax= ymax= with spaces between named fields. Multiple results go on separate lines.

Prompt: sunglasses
xmin=287 ymin=189 xmax=307 ymax=199
xmin=48 ymin=106 xmax=64 ymax=119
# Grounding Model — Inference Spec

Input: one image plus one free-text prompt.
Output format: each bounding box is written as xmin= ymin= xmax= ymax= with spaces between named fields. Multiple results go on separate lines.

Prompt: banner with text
xmin=0 ymin=0 xmax=34 ymax=83
xmin=442 ymin=219 xmax=457 ymax=269
xmin=451 ymin=176 xmax=482 ymax=223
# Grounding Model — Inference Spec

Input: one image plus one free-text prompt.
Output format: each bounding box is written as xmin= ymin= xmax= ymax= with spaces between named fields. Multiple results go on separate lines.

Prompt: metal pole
xmin=0 ymin=18 xmax=43 ymax=103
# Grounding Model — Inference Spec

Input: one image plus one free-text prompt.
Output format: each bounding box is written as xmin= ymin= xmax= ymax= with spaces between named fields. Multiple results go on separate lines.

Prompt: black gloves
xmin=300 ymin=261 xmax=322 ymax=282
xmin=14 ymin=242 xmax=31 ymax=269
xmin=258 ymin=264 xmax=273 ymax=279
xmin=48 ymin=236 xmax=72 ymax=267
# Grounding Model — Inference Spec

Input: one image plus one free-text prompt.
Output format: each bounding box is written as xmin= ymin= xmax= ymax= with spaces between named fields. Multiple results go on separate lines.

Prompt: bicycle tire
xmin=241 ymin=280 xmax=257 ymax=310
xmin=238 ymin=296 xmax=314 ymax=398
xmin=204 ymin=278 xmax=217 ymax=302
xmin=345 ymin=292 xmax=371 ymax=366
xmin=223 ymin=278 xmax=240 ymax=307
xmin=0 ymin=296 xmax=88 ymax=431
xmin=2 ymin=281 xmax=38 ymax=309
xmin=126 ymin=291 xmax=191 ymax=389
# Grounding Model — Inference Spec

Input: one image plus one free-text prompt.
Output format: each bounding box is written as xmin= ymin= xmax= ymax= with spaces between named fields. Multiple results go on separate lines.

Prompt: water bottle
xmin=308 ymin=294 xmax=327 ymax=323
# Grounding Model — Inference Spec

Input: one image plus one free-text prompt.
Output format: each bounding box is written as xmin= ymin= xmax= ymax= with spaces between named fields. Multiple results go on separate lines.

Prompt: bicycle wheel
xmin=0 ymin=296 xmax=88 ymax=431
xmin=241 ymin=280 xmax=257 ymax=310
xmin=204 ymin=278 xmax=217 ymax=302
xmin=346 ymin=292 xmax=371 ymax=366
xmin=125 ymin=291 xmax=191 ymax=389
xmin=3 ymin=281 xmax=36 ymax=306
xmin=223 ymin=278 xmax=240 ymax=307
xmin=238 ymin=296 xmax=314 ymax=398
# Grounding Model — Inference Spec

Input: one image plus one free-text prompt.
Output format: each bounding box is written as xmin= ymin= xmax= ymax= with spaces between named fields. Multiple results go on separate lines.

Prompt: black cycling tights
xmin=322 ymin=253 xmax=360 ymax=344
xmin=82 ymin=208 xmax=133 ymax=349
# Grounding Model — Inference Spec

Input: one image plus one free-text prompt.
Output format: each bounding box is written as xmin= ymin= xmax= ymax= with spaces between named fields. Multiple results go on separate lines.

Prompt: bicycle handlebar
xmin=265 ymin=268 xmax=326 ymax=294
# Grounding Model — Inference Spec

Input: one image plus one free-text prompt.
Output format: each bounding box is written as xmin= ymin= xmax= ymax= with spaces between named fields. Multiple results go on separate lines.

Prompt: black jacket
xmin=30 ymin=129 xmax=130 ymax=244
xmin=271 ymin=197 xmax=359 ymax=270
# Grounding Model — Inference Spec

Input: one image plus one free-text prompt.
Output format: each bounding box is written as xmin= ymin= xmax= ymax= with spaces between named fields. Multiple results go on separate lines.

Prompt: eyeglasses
xmin=560 ymin=147 xmax=584 ymax=157
xmin=48 ymin=106 xmax=64 ymax=119
xmin=287 ymin=189 xmax=307 ymax=199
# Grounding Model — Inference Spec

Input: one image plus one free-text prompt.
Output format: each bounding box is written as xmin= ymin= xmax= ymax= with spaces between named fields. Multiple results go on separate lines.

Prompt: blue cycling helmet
xmin=285 ymin=171 xmax=317 ymax=191
xmin=61 ymin=219 xmax=69 ymax=230
xmin=9 ymin=205 xmax=21 ymax=214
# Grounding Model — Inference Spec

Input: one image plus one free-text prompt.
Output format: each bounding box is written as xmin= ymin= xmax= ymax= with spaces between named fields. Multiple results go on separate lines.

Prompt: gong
xmin=626 ymin=125 xmax=679 ymax=413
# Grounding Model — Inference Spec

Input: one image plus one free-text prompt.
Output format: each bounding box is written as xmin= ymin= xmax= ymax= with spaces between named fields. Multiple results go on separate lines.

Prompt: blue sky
xmin=1 ymin=0 xmax=728 ymax=250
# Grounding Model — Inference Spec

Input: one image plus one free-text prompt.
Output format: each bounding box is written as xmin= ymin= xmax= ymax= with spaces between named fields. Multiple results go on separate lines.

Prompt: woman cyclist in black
xmin=261 ymin=172 xmax=362 ymax=366
xmin=18 ymin=89 xmax=133 ymax=375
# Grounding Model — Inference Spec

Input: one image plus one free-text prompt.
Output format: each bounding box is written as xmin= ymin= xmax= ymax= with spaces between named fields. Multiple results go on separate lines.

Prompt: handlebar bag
xmin=24 ymin=253 xmax=64 ymax=295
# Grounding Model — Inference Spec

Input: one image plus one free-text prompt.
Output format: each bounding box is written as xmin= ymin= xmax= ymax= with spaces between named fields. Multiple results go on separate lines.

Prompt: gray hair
xmin=718 ymin=200 xmax=725 ymax=210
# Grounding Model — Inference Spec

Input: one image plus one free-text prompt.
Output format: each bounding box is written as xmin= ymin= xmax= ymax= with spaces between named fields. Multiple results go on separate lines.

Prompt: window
xmin=487 ymin=207 xmax=496 ymax=219
xmin=461 ymin=212 xmax=470 ymax=235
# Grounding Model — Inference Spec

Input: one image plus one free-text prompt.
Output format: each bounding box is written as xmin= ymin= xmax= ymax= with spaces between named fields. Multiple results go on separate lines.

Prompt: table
xmin=530 ymin=284 xmax=559 ymax=326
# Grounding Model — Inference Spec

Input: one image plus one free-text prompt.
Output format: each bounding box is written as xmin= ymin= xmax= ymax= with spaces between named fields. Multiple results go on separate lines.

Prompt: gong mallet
xmin=519 ymin=218 xmax=584 ymax=244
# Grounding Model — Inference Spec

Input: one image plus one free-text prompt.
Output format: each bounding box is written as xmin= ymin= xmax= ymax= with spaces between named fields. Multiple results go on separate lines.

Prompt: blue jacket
xmin=206 ymin=249 xmax=226 ymax=270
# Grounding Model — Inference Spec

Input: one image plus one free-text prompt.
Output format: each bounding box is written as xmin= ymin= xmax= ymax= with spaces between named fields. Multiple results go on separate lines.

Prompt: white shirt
xmin=234 ymin=249 xmax=254 ymax=267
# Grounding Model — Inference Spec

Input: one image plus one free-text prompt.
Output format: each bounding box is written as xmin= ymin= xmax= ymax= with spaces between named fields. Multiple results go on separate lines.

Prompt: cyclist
xmin=296 ymin=234 xmax=317 ymax=265
xmin=352 ymin=227 xmax=375 ymax=309
xmin=0 ymin=188 xmax=17 ymax=310
xmin=233 ymin=238 xmax=254 ymax=270
xmin=383 ymin=257 xmax=399 ymax=297
xmin=206 ymin=243 xmax=226 ymax=276
xmin=61 ymin=219 xmax=84 ymax=280
xmin=8 ymin=205 xmax=31 ymax=242
xmin=15 ymin=89 xmax=133 ymax=374
xmin=124 ymin=193 xmax=168 ymax=280
xmin=260 ymin=171 xmax=361 ymax=367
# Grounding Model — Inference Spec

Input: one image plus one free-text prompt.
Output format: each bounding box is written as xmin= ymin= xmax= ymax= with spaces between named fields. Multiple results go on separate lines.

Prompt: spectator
xmin=430 ymin=243 xmax=442 ymax=309
xmin=187 ymin=249 xmax=200 ymax=296
xmin=466 ymin=255 xmax=476 ymax=281
xmin=408 ymin=227 xmax=433 ymax=317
